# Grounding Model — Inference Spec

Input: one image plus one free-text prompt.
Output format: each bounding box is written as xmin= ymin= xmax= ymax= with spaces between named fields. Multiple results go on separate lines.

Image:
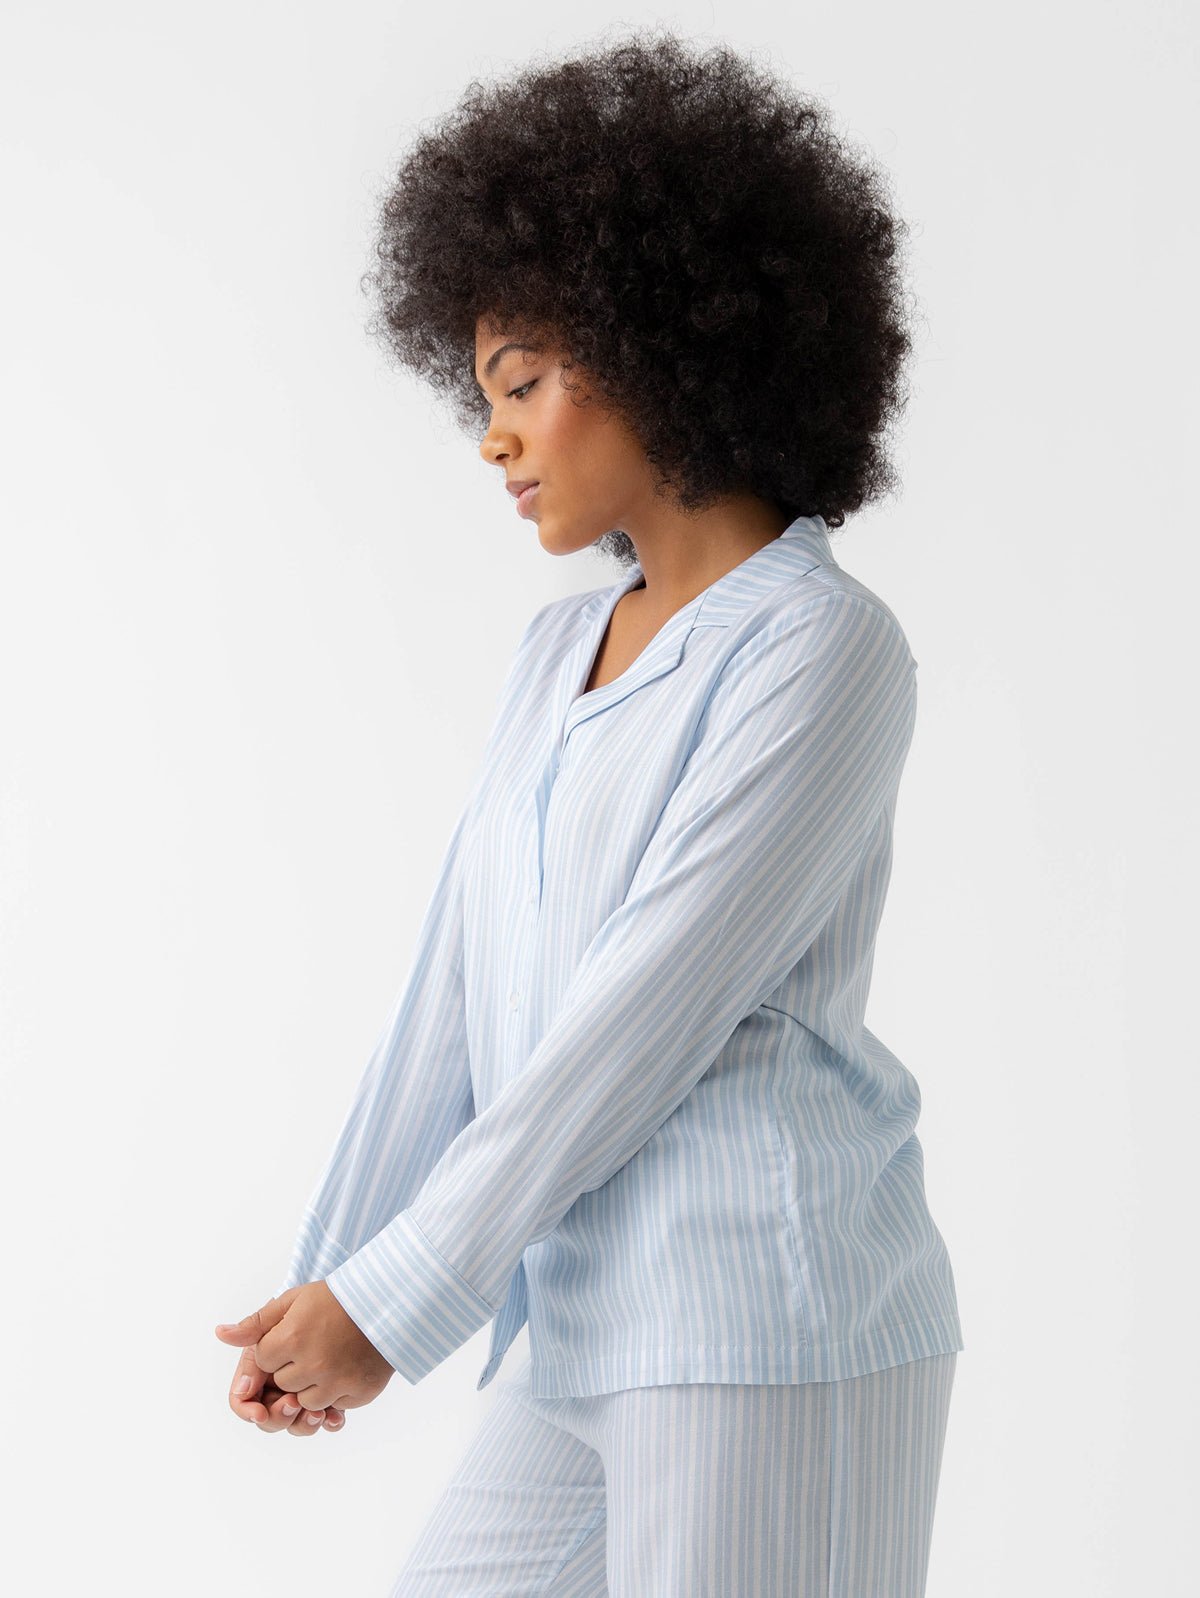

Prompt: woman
xmin=219 ymin=29 xmax=964 ymax=1596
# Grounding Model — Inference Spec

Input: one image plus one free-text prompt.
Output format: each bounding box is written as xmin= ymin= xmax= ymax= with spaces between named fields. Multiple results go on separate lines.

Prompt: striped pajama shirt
xmin=277 ymin=514 xmax=964 ymax=1587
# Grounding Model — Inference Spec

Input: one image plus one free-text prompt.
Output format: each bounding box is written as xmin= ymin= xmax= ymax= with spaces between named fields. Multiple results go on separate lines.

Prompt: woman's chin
xmin=534 ymin=518 xmax=611 ymax=559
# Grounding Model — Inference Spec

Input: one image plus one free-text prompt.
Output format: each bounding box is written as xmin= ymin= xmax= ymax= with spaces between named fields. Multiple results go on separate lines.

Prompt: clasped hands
xmin=215 ymin=1279 xmax=394 ymax=1436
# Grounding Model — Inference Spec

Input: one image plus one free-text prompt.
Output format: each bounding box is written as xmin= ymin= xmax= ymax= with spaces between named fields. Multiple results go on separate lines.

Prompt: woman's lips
xmin=516 ymin=483 xmax=541 ymax=518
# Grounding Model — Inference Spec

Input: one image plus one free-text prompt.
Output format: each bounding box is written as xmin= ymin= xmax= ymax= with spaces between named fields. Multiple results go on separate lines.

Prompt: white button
xmin=508 ymin=990 xmax=520 ymax=1010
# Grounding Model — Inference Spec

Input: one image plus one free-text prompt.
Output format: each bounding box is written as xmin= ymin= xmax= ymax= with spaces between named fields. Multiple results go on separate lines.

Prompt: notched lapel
xmin=561 ymin=607 xmax=700 ymax=746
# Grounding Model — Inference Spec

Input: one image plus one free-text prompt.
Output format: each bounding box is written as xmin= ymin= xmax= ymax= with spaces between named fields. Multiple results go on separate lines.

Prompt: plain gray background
xmin=2 ymin=2 xmax=1196 ymax=1593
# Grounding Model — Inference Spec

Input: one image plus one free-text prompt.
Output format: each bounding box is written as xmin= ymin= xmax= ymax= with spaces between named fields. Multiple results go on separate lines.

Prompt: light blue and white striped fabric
xmin=278 ymin=514 xmax=964 ymax=1398
xmin=390 ymin=1346 xmax=958 ymax=1596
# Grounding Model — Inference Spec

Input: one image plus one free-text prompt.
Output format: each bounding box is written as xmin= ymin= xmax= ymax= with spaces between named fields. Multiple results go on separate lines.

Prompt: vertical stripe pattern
xmin=277 ymin=515 xmax=964 ymax=1397
xmin=390 ymin=1348 xmax=957 ymax=1596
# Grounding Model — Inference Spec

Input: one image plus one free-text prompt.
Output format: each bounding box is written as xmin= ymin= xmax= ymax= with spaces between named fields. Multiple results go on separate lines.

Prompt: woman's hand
xmin=217 ymin=1281 xmax=392 ymax=1424
xmin=226 ymin=1340 xmax=346 ymax=1435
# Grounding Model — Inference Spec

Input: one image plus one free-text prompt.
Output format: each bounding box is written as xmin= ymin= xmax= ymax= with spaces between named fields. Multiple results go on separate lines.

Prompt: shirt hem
xmin=515 ymin=1314 xmax=965 ymax=1399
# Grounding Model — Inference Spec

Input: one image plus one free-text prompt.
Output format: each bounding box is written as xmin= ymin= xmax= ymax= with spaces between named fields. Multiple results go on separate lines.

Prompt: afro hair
xmin=360 ymin=27 xmax=919 ymax=568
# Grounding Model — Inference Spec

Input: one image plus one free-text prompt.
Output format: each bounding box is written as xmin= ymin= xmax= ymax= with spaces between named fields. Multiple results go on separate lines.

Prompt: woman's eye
xmin=507 ymin=379 xmax=537 ymax=400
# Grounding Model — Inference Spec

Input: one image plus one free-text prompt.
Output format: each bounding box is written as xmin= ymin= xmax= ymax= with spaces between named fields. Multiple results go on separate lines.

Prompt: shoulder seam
xmin=765 ymin=573 xmax=916 ymax=670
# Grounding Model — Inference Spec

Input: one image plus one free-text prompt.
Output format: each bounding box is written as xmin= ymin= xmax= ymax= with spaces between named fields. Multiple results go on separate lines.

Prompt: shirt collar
xmin=588 ymin=514 xmax=834 ymax=631
xmin=561 ymin=515 xmax=834 ymax=746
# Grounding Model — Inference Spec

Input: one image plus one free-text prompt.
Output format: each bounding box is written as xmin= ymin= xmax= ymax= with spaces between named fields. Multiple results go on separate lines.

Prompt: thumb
xmin=214 ymin=1292 xmax=288 ymax=1345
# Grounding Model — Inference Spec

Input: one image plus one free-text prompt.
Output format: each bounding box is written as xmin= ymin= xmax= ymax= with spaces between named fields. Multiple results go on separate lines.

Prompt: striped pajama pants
xmin=390 ymin=1348 xmax=957 ymax=1596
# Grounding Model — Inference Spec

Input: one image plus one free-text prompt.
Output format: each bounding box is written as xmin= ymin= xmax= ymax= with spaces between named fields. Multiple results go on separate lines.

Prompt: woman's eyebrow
xmin=476 ymin=341 xmax=542 ymax=389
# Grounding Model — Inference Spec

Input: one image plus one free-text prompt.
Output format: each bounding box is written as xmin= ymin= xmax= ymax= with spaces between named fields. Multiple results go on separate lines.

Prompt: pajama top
xmin=277 ymin=514 xmax=965 ymax=1399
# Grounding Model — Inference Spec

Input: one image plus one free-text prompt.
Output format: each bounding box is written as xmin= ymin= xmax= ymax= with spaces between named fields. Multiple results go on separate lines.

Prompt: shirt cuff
xmin=322 ymin=1208 xmax=498 ymax=1385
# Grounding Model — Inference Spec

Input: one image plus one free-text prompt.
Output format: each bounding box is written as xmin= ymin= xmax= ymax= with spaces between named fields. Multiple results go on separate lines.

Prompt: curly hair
xmin=360 ymin=27 xmax=918 ymax=568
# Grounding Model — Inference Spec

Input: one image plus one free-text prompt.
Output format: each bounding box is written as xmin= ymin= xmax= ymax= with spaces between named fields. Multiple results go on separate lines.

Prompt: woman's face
xmin=474 ymin=317 xmax=653 ymax=557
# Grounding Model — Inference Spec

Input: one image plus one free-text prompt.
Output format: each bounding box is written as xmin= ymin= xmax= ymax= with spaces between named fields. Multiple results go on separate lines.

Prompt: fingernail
xmin=235 ymin=1375 xmax=251 ymax=1393
xmin=306 ymin=1413 xmax=322 ymax=1425
xmin=282 ymin=1404 xmax=299 ymax=1415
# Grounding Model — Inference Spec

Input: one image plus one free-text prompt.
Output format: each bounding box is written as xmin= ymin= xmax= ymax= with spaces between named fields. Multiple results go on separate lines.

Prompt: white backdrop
xmin=2 ymin=3 xmax=1196 ymax=1593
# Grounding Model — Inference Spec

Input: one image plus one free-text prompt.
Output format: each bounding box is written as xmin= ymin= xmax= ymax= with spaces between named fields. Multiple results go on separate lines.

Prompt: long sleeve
xmin=323 ymin=589 xmax=918 ymax=1383
xmin=274 ymin=792 xmax=477 ymax=1299
xmin=274 ymin=600 xmax=555 ymax=1304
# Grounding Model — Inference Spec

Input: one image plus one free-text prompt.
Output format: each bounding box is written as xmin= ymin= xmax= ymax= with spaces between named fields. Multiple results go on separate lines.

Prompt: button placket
xmin=530 ymin=742 xmax=561 ymax=917
xmin=513 ymin=753 xmax=557 ymax=1019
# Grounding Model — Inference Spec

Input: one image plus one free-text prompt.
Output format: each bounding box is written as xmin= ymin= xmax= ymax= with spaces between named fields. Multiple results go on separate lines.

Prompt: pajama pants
xmin=390 ymin=1348 xmax=957 ymax=1597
